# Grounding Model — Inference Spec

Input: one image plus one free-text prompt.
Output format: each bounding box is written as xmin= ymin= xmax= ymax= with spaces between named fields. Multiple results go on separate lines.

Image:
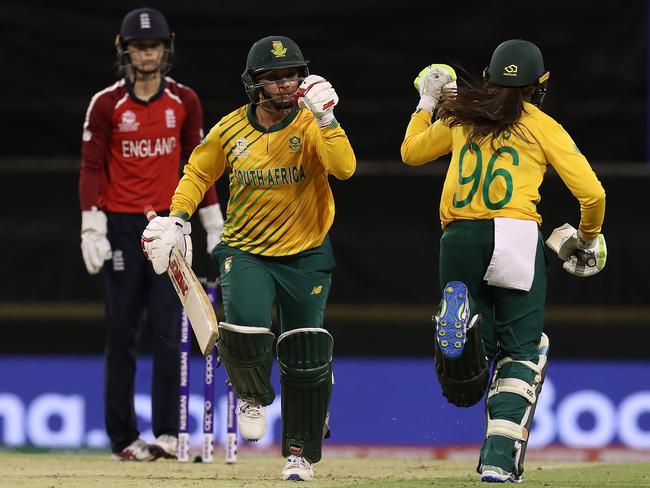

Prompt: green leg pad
xmin=277 ymin=327 xmax=333 ymax=463
xmin=216 ymin=322 xmax=276 ymax=406
xmin=435 ymin=315 xmax=490 ymax=407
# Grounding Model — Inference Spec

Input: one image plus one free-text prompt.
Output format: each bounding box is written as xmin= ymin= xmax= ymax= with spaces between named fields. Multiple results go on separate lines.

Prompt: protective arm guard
xmin=216 ymin=322 xmax=276 ymax=406
xmin=434 ymin=315 xmax=490 ymax=407
xmin=277 ymin=327 xmax=333 ymax=463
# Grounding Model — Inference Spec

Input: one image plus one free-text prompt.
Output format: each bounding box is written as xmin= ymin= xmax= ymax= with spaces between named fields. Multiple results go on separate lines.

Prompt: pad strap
xmin=488 ymin=377 xmax=536 ymax=403
xmin=486 ymin=418 xmax=528 ymax=441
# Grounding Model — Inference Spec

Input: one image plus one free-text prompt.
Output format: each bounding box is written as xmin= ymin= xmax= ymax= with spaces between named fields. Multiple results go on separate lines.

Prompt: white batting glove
xmin=413 ymin=64 xmax=456 ymax=114
xmin=546 ymin=223 xmax=580 ymax=261
xmin=294 ymin=74 xmax=339 ymax=128
xmin=198 ymin=203 xmax=224 ymax=254
xmin=80 ymin=207 xmax=112 ymax=275
xmin=141 ymin=216 xmax=193 ymax=275
xmin=563 ymin=232 xmax=607 ymax=278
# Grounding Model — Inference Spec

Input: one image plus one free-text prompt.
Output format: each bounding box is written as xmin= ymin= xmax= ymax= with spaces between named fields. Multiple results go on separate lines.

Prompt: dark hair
xmin=436 ymin=79 xmax=535 ymax=150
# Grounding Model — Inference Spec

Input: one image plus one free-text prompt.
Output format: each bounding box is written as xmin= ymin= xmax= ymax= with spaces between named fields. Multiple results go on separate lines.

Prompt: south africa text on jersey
xmin=234 ymin=164 xmax=306 ymax=187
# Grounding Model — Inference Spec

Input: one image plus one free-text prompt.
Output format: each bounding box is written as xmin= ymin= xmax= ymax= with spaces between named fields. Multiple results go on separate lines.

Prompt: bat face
xmin=168 ymin=248 xmax=219 ymax=356
xmin=169 ymin=257 xmax=190 ymax=296
xmin=143 ymin=206 xmax=218 ymax=356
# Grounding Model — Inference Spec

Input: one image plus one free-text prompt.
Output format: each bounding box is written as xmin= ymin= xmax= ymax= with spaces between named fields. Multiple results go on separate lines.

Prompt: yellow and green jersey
xmin=171 ymin=104 xmax=356 ymax=256
xmin=401 ymin=102 xmax=605 ymax=239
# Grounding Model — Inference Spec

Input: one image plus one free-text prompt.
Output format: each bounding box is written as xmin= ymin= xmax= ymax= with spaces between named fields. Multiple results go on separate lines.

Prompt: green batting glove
xmin=563 ymin=233 xmax=607 ymax=278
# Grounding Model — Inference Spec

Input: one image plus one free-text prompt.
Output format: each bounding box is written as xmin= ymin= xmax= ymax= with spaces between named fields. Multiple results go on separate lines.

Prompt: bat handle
xmin=143 ymin=205 xmax=157 ymax=222
xmin=575 ymin=250 xmax=597 ymax=267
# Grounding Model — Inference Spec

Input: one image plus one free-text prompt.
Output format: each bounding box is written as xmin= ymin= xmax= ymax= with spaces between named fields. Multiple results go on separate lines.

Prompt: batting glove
xmin=141 ymin=216 xmax=193 ymax=275
xmin=294 ymin=74 xmax=339 ymax=128
xmin=198 ymin=203 xmax=224 ymax=254
xmin=413 ymin=64 xmax=457 ymax=114
xmin=80 ymin=207 xmax=112 ymax=275
xmin=563 ymin=232 xmax=607 ymax=278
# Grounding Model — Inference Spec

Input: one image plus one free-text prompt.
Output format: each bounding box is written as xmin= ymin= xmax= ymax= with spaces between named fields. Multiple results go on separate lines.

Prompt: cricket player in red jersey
xmin=78 ymin=7 xmax=224 ymax=461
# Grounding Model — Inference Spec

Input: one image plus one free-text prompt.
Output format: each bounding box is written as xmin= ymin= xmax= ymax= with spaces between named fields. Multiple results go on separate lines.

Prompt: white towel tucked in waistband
xmin=483 ymin=218 xmax=538 ymax=292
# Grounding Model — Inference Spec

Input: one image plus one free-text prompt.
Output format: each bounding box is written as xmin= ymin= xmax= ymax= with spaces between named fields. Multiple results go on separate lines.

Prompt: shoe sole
xmin=437 ymin=281 xmax=469 ymax=359
xmin=480 ymin=473 xmax=522 ymax=483
xmin=284 ymin=472 xmax=313 ymax=481
xmin=148 ymin=445 xmax=176 ymax=460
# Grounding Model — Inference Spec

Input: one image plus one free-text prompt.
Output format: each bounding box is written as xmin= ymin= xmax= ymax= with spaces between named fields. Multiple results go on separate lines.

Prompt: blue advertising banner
xmin=1 ymin=357 xmax=649 ymax=450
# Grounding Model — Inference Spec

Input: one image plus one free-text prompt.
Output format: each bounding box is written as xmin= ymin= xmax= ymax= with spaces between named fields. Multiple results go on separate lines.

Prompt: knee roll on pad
xmin=277 ymin=327 xmax=333 ymax=463
xmin=216 ymin=322 xmax=276 ymax=406
xmin=434 ymin=315 xmax=490 ymax=407
xmin=481 ymin=333 xmax=550 ymax=478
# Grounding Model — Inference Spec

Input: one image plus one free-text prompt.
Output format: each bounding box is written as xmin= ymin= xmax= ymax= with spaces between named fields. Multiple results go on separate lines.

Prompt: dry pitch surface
xmin=0 ymin=453 xmax=649 ymax=487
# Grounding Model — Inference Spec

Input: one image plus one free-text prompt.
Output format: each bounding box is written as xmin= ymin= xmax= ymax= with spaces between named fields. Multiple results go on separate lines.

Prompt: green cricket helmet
xmin=242 ymin=36 xmax=310 ymax=106
xmin=484 ymin=39 xmax=550 ymax=106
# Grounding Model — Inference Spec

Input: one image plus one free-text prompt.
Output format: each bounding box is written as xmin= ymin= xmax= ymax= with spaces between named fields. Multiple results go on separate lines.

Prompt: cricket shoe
xmin=282 ymin=455 xmax=314 ymax=481
xmin=149 ymin=434 xmax=178 ymax=460
xmin=436 ymin=281 xmax=473 ymax=359
xmin=237 ymin=400 xmax=267 ymax=441
xmin=479 ymin=465 xmax=522 ymax=483
xmin=111 ymin=438 xmax=153 ymax=461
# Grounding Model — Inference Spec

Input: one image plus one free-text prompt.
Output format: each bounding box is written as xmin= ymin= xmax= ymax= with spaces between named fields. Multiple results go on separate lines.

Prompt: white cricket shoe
xmin=111 ymin=438 xmax=153 ymax=461
xmin=237 ymin=400 xmax=267 ymax=441
xmin=480 ymin=465 xmax=522 ymax=483
xmin=149 ymin=434 xmax=178 ymax=460
xmin=282 ymin=455 xmax=314 ymax=481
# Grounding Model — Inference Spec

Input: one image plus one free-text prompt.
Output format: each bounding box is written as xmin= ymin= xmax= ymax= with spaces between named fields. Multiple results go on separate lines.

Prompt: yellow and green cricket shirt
xmin=401 ymin=102 xmax=605 ymax=239
xmin=171 ymin=104 xmax=356 ymax=256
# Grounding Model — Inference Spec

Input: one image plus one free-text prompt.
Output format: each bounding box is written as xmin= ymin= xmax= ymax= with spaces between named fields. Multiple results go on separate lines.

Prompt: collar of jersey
xmin=247 ymin=104 xmax=298 ymax=133
xmin=124 ymin=77 xmax=167 ymax=105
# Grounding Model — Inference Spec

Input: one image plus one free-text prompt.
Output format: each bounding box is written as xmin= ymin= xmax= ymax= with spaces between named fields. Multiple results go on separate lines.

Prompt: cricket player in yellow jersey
xmin=142 ymin=35 xmax=355 ymax=481
xmin=401 ymin=40 xmax=606 ymax=483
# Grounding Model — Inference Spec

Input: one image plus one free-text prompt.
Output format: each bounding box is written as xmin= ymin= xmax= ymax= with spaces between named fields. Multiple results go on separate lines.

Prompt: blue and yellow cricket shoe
xmin=479 ymin=465 xmax=522 ymax=483
xmin=436 ymin=281 xmax=470 ymax=359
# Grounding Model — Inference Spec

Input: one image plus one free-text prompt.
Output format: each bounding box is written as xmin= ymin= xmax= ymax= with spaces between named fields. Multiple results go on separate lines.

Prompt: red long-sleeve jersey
xmin=79 ymin=76 xmax=217 ymax=213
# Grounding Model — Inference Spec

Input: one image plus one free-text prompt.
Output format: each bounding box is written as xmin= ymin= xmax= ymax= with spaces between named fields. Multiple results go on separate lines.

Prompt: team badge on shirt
xmin=118 ymin=110 xmax=139 ymax=132
xmin=233 ymin=137 xmax=250 ymax=158
xmin=288 ymin=135 xmax=302 ymax=153
xmin=165 ymin=108 xmax=176 ymax=128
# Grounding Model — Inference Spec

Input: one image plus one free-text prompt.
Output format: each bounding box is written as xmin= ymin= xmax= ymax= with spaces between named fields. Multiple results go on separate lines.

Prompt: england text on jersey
xmin=121 ymin=137 xmax=177 ymax=158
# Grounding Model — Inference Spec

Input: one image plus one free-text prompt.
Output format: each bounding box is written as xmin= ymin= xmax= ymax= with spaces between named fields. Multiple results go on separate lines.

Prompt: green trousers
xmin=212 ymin=237 xmax=334 ymax=333
xmin=439 ymin=220 xmax=549 ymax=472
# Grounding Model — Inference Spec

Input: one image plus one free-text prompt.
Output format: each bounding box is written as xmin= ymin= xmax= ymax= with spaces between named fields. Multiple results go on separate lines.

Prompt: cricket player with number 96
xmin=142 ymin=35 xmax=356 ymax=481
xmin=401 ymin=39 xmax=606 ymax=483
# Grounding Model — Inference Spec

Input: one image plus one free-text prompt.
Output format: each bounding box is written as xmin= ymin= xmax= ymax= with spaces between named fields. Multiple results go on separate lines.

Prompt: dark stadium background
xmin=0 ymin=0 xmax=647 ymax=359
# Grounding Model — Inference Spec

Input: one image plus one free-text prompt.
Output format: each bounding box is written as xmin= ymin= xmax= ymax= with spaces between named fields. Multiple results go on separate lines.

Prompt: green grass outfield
xmin=0 ymin=452 xmax=648 ymax=487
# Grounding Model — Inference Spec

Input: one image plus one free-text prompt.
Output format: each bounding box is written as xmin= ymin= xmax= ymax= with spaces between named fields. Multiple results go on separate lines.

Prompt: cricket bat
xmin=144 ymin=206 xmax=218 ymax=356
